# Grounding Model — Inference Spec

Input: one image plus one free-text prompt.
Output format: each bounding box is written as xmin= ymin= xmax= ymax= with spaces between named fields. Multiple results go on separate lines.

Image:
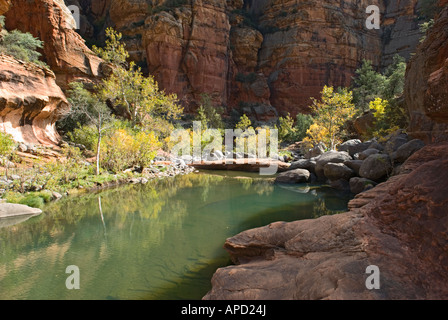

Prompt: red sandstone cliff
xmin=3 ymin=0 xmax=104 ymax=89
xmin=73 ymin=0 xmax=422 ymax=119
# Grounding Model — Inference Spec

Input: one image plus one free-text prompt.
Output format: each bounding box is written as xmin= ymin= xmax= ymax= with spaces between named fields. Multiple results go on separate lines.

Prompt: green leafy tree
xmin=310 ymin=86 xmax=356 ymax=150
xmin=294 ymin=113 xmax=314 ymax=141
xmin=195 ymin=93 xmax=224 ymax=130
xmin=94 ymin=28 xmax=182 ymax=132
xmin=66 ymin=82 xmax=114 ymax=175
xmin=352 ymin=55 xmax=408 ymax=132
xmin=0 ymin=131 xmax=16 ymax=177
xmin=0 ymin=16 xmax=45 ymax=65
xmin=235 ymin=114 xmax=252 ymax=131
xmin=352 ymin=60 xmax=387 ymax=113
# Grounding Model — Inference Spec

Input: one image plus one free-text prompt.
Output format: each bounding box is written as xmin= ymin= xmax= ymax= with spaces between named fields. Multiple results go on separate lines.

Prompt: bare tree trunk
xmin=96 ymin=128 xmax=102 ymax=176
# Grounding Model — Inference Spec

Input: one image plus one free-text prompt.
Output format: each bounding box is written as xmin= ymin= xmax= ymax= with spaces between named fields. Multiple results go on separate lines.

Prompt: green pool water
xmin=0 ymin=172 xmax=352 ymax=300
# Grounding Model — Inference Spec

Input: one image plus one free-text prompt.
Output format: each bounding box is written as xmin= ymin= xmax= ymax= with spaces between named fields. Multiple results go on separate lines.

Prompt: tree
xmin=94 ymin=28 xmax=182 ymax=131
xmin=0 ymin=131 xmax=15 ymax=177
xmin=278 ymin=113 xmax=296 ymax=143
xmin=352 ymin=55 xmax=408 ymax=132
xmin=235 ymin=114 xmax=252 ymax=131
xmin=0 ymin=16 xmax=45 ymax=65
xmin=195 ymin=93 xmax=224 ymax=130
xmin=352 ymin=60 xmax=387 ymax=113
xmin=309 ymin=86 xmax=356 ymax=150
xmin=66 ymin=82 xmax=113 ymax=175
xmin=294 ymin=113 xmax=314 ymax=141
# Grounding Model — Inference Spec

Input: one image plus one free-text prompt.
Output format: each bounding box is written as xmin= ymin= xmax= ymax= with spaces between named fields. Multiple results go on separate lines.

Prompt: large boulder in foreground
xmin=204 ymin=142 xmax=448 ymax=299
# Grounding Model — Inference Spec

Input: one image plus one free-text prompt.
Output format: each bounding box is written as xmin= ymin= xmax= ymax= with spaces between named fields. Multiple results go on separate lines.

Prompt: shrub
xmin=294 ymin=113 xmax=314 ymax=141
xmin=278 ymin=113 xmax=296 ymax=143
xmin=235 ymin=114 xmax=252 ymax=131
xmin=0 ymin=131 xmax=15 ymax=157
xmin=0 ymin=17 xmax=45 ymax=66
xmin=66 ymin=124 xmax=98 ymax=151
xmin=19 ymin=194 xmax=45 ymax=208
xmin=101 ymin=128 xmax=161 ymax=172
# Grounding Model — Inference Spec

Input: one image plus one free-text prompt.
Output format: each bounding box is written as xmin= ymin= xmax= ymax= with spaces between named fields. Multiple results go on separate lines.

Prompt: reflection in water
xmin=0 ymin=172 xmax=352 ymax=300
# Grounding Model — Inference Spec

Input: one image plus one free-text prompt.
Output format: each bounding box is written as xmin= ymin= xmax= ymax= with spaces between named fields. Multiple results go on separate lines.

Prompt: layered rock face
xmin=73 ymin=0 xmax=422 ymax=119
xmin=0 ymin=54 xmax=69 ymax=146
xmin=405 ymin=4 xmax=448 ymax=144
xmin=204 ymin=141 xmax=448 ymax=299
xmin=252 ymin=0 xmax=383 ymax=116
xmin=381 ymin=0 xmax=422 ymax=67
xmin=3 ymin=0 xmax=103 ymax=89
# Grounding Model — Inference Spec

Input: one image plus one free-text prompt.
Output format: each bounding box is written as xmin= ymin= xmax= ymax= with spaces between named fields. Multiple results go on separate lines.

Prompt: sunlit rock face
xmin=0 ymin=54 xmax=69 ymax=146
xmin=3 ymin=0 xmax=103 ymax=89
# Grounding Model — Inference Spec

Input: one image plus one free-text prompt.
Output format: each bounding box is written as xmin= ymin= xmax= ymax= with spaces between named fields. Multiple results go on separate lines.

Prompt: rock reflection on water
xmin=0 ymin=172 xmax=352 ymax=300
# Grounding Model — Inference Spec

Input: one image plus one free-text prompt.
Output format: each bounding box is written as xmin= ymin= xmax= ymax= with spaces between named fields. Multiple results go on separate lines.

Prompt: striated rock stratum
xmin=0 ymin=54 xmax=69 ymax=145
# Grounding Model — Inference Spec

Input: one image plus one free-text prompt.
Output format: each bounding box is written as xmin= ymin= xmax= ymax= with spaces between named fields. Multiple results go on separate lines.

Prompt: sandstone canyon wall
xmin=72 ymin=0 xmax=423 ymax=119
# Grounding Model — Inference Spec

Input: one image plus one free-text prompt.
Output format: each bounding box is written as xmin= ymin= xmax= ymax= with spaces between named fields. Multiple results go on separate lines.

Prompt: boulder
xmin=329 ymin=179 xmax=351 ymax=191
xmin=275 ymin=169 xmax=310 ymax=184
xmin=359 ymin=154 xmax=393 ymax=181
xmin=0 ymin=203 xmax=42 ymax=218
xmin=304 ymin=143 xmax=326 ymax=159
xmin=392 ymin=139 xmax=425 ymax=163
xmin=368 ymin=141 xmax=384 ymax=151
xmin=338 ymin=139 xmax=370 ymax=157
xmin=357 ymin=148 xmax=380 ymax=160
xmin=323 ymin=163 xmax=355 ymax=181
xmin=288 ymin=159 xmax=316 ymax=173
xmin=383 ymin=130 xmax=409 ymax=155
xmin=349 ymin=177 xmax=377 ymax=194
xmin=315 ymin=151 xmax=352 ymax=180
xmin=343 ymin=160 xmax=364 ymax=176
xmin=0 ymin=54 xmax=69 ymax=145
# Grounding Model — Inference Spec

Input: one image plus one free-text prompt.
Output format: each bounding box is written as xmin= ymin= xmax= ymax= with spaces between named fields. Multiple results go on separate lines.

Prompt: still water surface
xmin=0 ymin=172 xmax=352 ymax=300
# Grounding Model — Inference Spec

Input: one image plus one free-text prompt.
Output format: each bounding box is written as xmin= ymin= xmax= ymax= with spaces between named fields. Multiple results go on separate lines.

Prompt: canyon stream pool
xmin=0 ymin=171 xmax=352 ymax=300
